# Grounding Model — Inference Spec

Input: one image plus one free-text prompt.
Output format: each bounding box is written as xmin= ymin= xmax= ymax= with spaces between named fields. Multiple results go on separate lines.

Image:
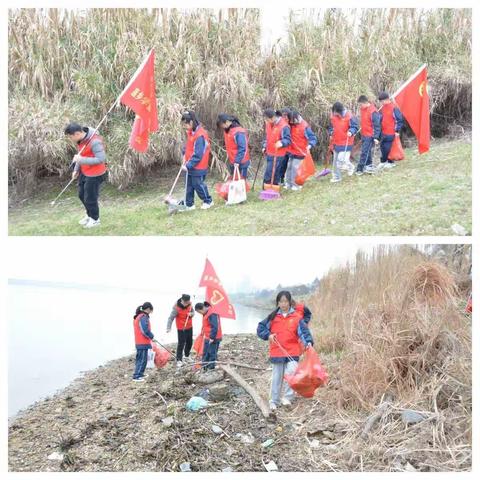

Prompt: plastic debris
xmin=264 ymin=460 xmax=278 ymax=472
xmin=186 ymin=396 xmax=208 ymax=411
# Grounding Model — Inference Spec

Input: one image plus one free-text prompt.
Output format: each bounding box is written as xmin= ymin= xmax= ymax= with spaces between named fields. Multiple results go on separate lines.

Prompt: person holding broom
xmin=64 ymin=122 xmax=107 ymax=229
xmin=216 ymin=114 xmax=251 ymax=180
xmin=166 ymin=294 xmax=195 ymax=368
xmin=262 ymin=109 xmax=291 ymax=189
xmin=377 ymin=92 xmax=404 ymax=170
xmin=285 ymin=110 xmax=317 ymax=190
xmin=327 ymin=102 xmax=359 ymax=183
xmin=132 ymin=302 xmax=159 ymax=382
xmin=257 ymin=291 xmax=314 ymax=410
xmin=194 ymin=301 xmax=222 ymax=371
xmin=180 ymin=111 xmax=214 ymax=211
xmin=356 ymin=95 xmax=381 ymax=175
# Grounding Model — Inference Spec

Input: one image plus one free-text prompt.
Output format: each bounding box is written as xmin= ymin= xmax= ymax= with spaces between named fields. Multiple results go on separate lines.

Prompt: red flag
xmin=199 ymin=259 xmax=236 ymax=319
xmin=393 ymin=65 xmax=430 ymax=154
xmin=119 ymin=49 xmax=158 ymax=152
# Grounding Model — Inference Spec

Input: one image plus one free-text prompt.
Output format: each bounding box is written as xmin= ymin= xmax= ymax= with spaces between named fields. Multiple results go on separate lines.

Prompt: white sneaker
xmin=355 ymin=171 xmax=364 ymax=176
xmin=185 ymin=205 xmax=196 ymax=211
xmin=184 ymin=356 xmax=193 ymax=364
xmin=388 ymin=162 xmax=397 ymax=168
xmin=283 ymin=184 xmax=291 ymax=190
xmin=365 ymin=166 xmax=376 ymax=174
xmin=330 ymin=177 xmax=341 ymax=183
xmin=140 ymin=373 xmax=149 ymax=379
xmin=201 ymin=202 xmax=213 ymax=210
xmin=347 ymin=163 xmax=355 ymax=176
xmin=84 ymin=218 xmax=101 ymax=228
xmin=132 ymin=378 xmax=145 ymax=383
xmin=78 ymin=215 xmax=90 ymax=226
xmin=281 ymin=398 xmax=292 ymax=406
xmin=377 ymin=162 xmax=387 ymax=171
xmin=269 ymin=401 xmax=277 ymax=411
xmin=291 ymin=185 xmax=301 ymax=191
xmin=176 ymin=361 xmax=183 ymax=368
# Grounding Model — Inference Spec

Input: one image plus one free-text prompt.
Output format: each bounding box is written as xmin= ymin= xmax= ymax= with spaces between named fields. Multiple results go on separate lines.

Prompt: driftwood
xmin=219 ymin=364 xmax=272 ymax=419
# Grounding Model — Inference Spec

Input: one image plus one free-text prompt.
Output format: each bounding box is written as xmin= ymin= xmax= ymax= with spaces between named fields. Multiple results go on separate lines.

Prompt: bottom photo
xmin=7 ymin=239 xmax=472 ymax=473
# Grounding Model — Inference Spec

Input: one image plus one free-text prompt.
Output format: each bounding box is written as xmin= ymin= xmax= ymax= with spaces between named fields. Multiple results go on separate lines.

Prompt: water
xmin=8 ymin=282 xmax=268 ymax=417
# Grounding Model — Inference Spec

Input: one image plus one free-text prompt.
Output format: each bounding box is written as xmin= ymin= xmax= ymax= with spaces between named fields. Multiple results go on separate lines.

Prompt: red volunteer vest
xmin=185 ymin=126 xmax=211 ymax=171
xmin=133 ymin=313 xmax=152 ymax=346
xmin=202 ymin=309 xmax=222 ymax=340
xmin=295 ymin=303 xmax=305 ymax=318
xmin=265 ymin=118 xmax=289 ymax=156
xmin=269 ymin=311 xmax=302 ymax=358
xmin=331 ymin=112 xmax=354 ymax=147
xmin=289 ymin=120 xmax=309 ymax=156
xmin=175 ymin=304 xmax=193 ymax=330
xmin=77 ymin=133 xmax=107 ymax=176
xmin=360 ymin=104 xmax=377 ymax=137
xmin=224 ymin=127 xmax=250 ymax=164
xmin=381 ymin=102 xmax=396 ymax=135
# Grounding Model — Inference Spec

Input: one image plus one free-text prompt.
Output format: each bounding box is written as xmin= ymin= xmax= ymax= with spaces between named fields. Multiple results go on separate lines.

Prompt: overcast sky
xmin=8 ymin=237 xmax=378 ymax=294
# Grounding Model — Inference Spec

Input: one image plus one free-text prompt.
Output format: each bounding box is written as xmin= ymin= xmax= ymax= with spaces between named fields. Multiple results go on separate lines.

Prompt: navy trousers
xmin=202 ymin=340 xmax=220 ymax=370
xmin=263 ymin=156 xmax=285 ymax=186
xmin=380 ymin=135 xmax=395 ymax=164
xmin=186 ymin=175 xmax=212 ymax=207
xmin=357 ymin=136 xmax=375 ymax=172
xmin=133 ymin=348 xmax=149 ymax=379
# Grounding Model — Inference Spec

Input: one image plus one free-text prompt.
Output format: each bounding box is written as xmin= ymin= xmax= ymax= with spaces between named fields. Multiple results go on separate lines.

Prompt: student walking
xmin=167 ymin=294 xmax=195 ymax=367
xmin=257 ymin=291 xmax=314 ymax=410
xmin=262 ymin=109 xmax=291 ymax=188
xmin=356 ymin=95 xmax=381 ymax=175
xmin=328 ymin=102 xmax=359 ymax=182
xmin=286 ymin=110 xmax=317 ymax=190
xmin=195 ymin=302 xmax=222 ymax=370
xmin=377 ymin=92 xmax=404 ymax=170
xmin=181 ymin=111 xmax=214 ymax=210
xmin=64 ymin=123 xmax=107 ymax=228
xmin=216 ymin=114 xmax=251 ymax=179
xmin=132 ymin=302 xmax=158 ymax=382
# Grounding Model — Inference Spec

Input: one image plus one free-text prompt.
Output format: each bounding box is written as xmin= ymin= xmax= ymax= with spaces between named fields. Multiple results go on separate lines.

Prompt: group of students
xmin=131 ymin=290 xmax=314 ymax=412
xmin=64 ymin=91 xmax=403 ymax=225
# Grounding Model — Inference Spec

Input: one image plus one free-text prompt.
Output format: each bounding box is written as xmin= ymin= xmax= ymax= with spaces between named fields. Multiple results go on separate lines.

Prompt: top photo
xmin=7 ymin=8 xmax=472 ymax=236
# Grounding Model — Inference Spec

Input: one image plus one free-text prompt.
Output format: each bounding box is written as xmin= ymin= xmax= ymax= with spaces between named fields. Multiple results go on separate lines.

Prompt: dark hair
xmin=64 ymin=123 xmax=83 ymax=135
xmin=280 ymin=107 xmax=292 ymax=117
xmin=357 ymin=95 xmax=369 ymax=103
xmin=194 ymin=301 xmax=211 ymax=312
xmin=216 ymin=113 xmax=241 ymax=128
xmin=181 ymin=294 xmax=191 ymax=302
xmin=263 ymin=108 xmax=276 ymax=119
xmin=134 ymin=301 xmax=153 ymax=318
xmin=288 ymin=110 xmax=301 ymax=123
xmin=332 ymin=102 xmax=344 ymax=114
xmin=378 ymin=92 xmax=390 ymax=101
xmin=181 ymin=110 xmax=200 ymax=130
xmin=267 ymin=290 xmax=293 ymax=322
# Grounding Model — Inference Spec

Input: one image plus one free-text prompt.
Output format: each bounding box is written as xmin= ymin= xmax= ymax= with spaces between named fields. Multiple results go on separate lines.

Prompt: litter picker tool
xmin=251 ymin=154 xmax=264 ymax=191
xmin=166 ymin=168 xmax=189 ymax=215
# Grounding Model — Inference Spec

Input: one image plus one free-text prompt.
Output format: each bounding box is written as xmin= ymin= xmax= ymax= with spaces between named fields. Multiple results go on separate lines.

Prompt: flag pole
xmin=51 ymin=49 xmax=154 ymax=206
xmin=391 ymin=63 xmax=427 ymax=100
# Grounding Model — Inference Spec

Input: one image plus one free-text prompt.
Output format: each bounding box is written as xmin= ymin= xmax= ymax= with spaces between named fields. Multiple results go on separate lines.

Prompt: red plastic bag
xmin=215 ymin=176 xmax=251 ymax=201
xmin=295 ymin=151 xmax=316 ymax=186
xmin=152 ymin=344 xmax=171 ymax=368
xmin=193 ymin=334 xmax=205 ymax=370
xmin=284 ymin=346 xmax=328 ymax=398
xmin=388 ymin=136 xmax=405 ymax=161
xmin=466 ymin=294 xmax=472 ymax=313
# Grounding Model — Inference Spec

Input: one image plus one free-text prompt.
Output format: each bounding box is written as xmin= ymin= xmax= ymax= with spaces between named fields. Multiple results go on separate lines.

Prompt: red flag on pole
xmin=199 ymin=259 xmax=236 ymax=319
xmin=393 ymin=64 xmax=430 ymax=154
xmin=119 ymin=49 xmax=158 ymax=152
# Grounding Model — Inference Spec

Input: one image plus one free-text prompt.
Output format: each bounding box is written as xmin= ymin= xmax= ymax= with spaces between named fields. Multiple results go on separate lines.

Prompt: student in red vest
xmin=166 ymin=294 xmax=195 ymax=367
xmin=132 ymin=302 xmax=158 ymax=382
xmin=278 ymin=107 xmax=293 ymax=184
xmin=216 ymin=114 xmax=250 ymax=179
xmin=194 ymin=301 xmax=222 ymax=371
xmin=327 ymin=102 xmax=359 ymax=183
xmin=257 ymin=291 xmax=314 ymax=410
xmin=286 ymin=110 xmax=317 ymax=190
xmin=64 ymin=123 xmax=107 ymax=229
xmin=356 ymin=95 xmax=381 ymax=175
xmin=377 ymin=92 xmax=404 ymax=170
xmin=262 ymin=109 xmax=291 ymax=187
xmin=180 ymin=111 xmax=213 ymax=210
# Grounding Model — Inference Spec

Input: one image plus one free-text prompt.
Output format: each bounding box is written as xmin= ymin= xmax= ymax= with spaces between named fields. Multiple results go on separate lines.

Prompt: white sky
xmin=7 ymin=237 xmax=376 ymax=294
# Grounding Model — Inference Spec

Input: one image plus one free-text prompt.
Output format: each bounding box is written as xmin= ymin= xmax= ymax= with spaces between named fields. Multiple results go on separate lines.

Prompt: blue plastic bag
xmin=186 ymin=396 xmax=208 ymax=411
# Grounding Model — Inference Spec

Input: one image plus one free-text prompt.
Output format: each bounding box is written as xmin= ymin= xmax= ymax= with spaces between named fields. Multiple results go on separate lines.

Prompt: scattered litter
xmin=264 ymin=460 xmax=278 ymax=472
xmin=401 ymin=410 xmax=426 ymax=425
xmin=162 ymin=416 xmax=174 ymax=427
xmin=309 ymin=439 xmax=320 ymax=449
xmin=186 ymin=396 xmax=208 ymax=411
xmin=47 ymin=452 xmax=64 ymax=462
xmin=222 ymin=466 xmax=234 ymax=472
xmin=261 ymin=439 xmax=275 ymax=448
xmin=212 ymin=425 xmax=223 ymax=435
xmin=451 ymin=223 xmax=467 ymax=236
xmin=179 ymin=462 xmax=191 ymax=472
xmin=236 ymin=432 xmax=255 ymax=444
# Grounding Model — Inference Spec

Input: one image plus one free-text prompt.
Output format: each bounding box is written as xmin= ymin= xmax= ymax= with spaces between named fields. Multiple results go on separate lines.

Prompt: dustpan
xmin=260 ymin=156 xmax=281 ymax=201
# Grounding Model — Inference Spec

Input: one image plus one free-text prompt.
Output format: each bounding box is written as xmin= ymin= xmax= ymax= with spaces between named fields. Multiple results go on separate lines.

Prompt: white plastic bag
xmin=226 ymin=165 xmax=247 ymax=205
xmin=146 ymin=349 xmax=155 ymax=369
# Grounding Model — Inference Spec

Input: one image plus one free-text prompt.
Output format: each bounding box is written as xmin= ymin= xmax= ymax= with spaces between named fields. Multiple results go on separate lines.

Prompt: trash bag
xmin=152 ymin=343 xmax=170 ymax=368
xmin=226 ymin=178 xmax=247 ymax=205
xmin=193 ymin=334 xmax=204 ymax=355
xmin=284 ymin=346 xmax=328 ymax=398
xmin=215 ymin=176 xmax=251 ymax=202
xmin=388 ymin=136 xmax=405 ymax=161
xmin=186 ymin=396 xmax=208 ymax=411
xmin=146 ymin=349 xmax=155 ymax=369
xmin=466 ymin=294 xmax=472 ymax=313
xmin=295 ymin=151 xmax=316 ymax=185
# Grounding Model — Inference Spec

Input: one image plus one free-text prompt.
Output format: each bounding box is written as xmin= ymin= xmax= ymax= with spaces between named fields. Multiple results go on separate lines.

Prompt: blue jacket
xmin=233 ymin=131 xmax=250 ymax=165
xmin=207 ymin=312 xmax=220 ymax=340
xmin=256 ymin=308 xmax=314 ymax=363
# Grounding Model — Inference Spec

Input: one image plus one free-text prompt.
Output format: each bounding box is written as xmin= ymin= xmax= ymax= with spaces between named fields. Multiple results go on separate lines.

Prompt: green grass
xmin=8 ymin=138 xmax=471 ymax=236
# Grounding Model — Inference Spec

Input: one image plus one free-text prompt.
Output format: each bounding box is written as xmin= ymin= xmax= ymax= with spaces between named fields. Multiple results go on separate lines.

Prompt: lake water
xmin=8 ymin=282 xmax=269 ymax=417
